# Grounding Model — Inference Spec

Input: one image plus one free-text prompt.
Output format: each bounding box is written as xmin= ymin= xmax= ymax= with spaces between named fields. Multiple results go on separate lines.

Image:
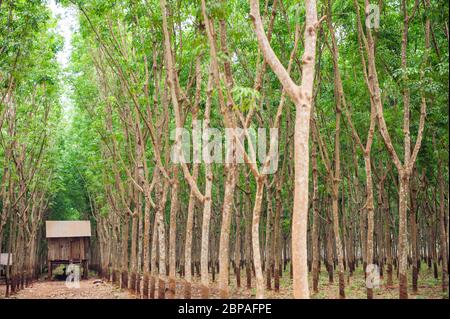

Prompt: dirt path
xmin=1 ymin=278 xmax=135 ymax=299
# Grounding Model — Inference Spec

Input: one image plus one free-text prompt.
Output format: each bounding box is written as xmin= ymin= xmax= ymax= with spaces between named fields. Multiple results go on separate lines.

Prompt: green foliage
xmin=232 ymin=86 xmax=260 ymax=112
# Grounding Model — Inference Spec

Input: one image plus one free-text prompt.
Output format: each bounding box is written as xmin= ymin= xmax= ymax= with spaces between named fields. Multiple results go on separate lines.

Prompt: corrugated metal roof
xmin=0 ymin=253 xmax=12 ymax=266
xmin=45 ymin=221 xmax=91 ymax=238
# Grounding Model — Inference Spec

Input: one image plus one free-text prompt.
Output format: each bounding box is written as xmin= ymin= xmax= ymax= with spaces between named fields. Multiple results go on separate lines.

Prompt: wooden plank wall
xmin=48 ymin=237 xmax=90 ymax=261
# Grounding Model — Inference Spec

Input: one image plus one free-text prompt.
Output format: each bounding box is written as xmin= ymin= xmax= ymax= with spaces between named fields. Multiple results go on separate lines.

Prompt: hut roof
xmin=0 ymin=253 xmax=12 ymax=266
xmin=45 ymin=221 xmax=91 ymax=238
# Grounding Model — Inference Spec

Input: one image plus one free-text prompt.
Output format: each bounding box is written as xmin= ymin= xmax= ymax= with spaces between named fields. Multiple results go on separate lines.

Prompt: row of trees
xmin=0 ymin=0 xmax=62 ymax=296
xmin=1 ymin=0 xmax=448 ymax=299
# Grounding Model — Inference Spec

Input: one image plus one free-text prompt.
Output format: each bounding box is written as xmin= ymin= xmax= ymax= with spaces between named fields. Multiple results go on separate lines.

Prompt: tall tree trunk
xmin=168 ymin=167 xmax=179 ymax=299
xmin=438 ymin=161 xmax=449 ymax=293
xmin=273 ymin=180 xmax=283 ymax=292
xmin=235 ymin=193 xmax=242 ymax=289
xmin=410 ymin=172 xmax=419 ymax=293
xmin=218 ymin=166 xmax=238 ymax=298
xmin=365 ymin=154 xmax=375 ymax=299
xmin=200 ymin=71 xmax=213 ymax=298
xmin=264 ymin=187 xmax=273 ymax=291
xmin=184 ymin=165 xmax=198 ymax=298
xmin=121 ymin=217 xmax=129 ymax=289
xmin=250 ymin=0 xmax=318 ymax=298
xmin=252 ymin=180 xmax=265 ymax=298
xmin=156 ymin=181 xmax=169 ymax=299
xmin=383 ymin=173 xmax=393 ymax=286
xmin=245 ymin=176 xmax=253 ymax=290
xmin=398 ymin=173 xmax=410 ymax=299
xmin=130 ymin=213 xmax=138 ymax=291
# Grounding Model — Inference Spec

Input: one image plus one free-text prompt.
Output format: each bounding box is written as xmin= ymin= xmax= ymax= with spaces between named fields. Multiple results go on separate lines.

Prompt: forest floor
xmin=200 ymin=263 xmax=446 ymax=299
xmin=0 ymin=264 xmax=446 ymax=299
xmin=308 ymin=265 xmax=447 ymax=299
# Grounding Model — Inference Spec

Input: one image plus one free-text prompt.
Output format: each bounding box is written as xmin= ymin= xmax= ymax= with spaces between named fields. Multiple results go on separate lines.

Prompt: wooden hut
xmin=46 ymin=221 xmax=91 ymax=279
